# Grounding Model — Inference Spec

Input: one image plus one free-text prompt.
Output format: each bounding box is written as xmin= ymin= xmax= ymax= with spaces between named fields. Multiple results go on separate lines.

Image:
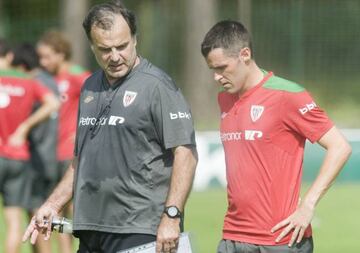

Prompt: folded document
xmin=118 ymin=232 xmax=192 ymax=253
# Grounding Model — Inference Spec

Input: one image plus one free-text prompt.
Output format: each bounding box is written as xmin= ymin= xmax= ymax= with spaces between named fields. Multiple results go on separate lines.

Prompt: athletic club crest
xmin=123 ymin=90 xmax=137 ymax=107
xmin=250 ymin=105 xmax=264 ymax=122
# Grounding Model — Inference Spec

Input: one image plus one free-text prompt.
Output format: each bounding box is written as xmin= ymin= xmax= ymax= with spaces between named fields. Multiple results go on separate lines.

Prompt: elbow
xmin=192 ymin=146 xmax=199 ymax=168
xmin=53 ymin=98 xmax=61 ymax=111
xmin=337 ymin=139 xmax=352 ymax=162
xmin=44 ymin=93 xmax=61 ymax=112
xmin=343 ymin=142 xmax=352 ymax=161
xmin=186 ymin=145 xmax=199 ymax=171
xmin=49 ymin=96 xmax=61 ymax=112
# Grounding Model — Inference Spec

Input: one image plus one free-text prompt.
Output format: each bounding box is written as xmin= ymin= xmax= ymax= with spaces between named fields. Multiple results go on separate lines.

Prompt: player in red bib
xmin=201 ymin=21 xmax=352 ymax=253
xmin=0 ymin=39 xmax=59 ymax=253
xmin=37 ymin=30 xmax=90 ymax=165
xmin=36 ymin=30 xmax=90 ymax=253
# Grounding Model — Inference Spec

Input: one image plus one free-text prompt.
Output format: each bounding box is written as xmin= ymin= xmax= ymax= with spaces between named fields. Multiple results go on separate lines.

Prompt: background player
xmin=36 ymin=30 xmax=90 ymax=253
xmin=11 ymin=42 xmax=60 ymax=253
xmin=0 ymin=39 xmax=59 ymax=253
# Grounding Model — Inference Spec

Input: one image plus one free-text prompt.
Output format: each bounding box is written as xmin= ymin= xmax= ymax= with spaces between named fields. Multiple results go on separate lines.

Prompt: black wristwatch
xmin=164 ymin=205 xmax=182 ymax=219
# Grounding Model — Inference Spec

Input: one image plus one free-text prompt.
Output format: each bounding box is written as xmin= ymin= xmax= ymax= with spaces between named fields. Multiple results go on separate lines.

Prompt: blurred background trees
xmin=0 ymin=0 xmax=359 ymax=128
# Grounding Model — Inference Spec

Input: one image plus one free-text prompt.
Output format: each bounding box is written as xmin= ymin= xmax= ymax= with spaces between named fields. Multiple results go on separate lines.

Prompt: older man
xmin=23 ymin=1 xmax=198 ymax=253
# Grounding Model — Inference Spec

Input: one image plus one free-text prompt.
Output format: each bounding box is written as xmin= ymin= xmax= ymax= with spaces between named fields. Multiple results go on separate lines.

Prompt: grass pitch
xmin=185 ymin=184 xmax=360 ymax=253
xmin=1 ymin=184 xmax=359 ymax=253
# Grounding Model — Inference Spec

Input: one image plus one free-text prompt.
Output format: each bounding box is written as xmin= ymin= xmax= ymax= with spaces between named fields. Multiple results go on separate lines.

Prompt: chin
xmin=223 ymin=87 xmax=233 ymax=92
xmin=225 ymin=89 xmax=239 ymax=95
xmin=111 ymin=67 xmax=124 ymax=74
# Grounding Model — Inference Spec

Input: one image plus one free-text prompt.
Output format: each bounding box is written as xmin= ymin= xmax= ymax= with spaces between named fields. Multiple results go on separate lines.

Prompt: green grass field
xmin=1 ymin=184 xmax=360 ymax=253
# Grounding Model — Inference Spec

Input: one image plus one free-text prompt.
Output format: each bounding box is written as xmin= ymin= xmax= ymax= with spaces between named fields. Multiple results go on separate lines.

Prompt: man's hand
xmin=156 ymin=215 xmax=180 ymax=253
xmin=22 ymin=202 xmax=60 ymax=244
xmin=8 ymin=124 xmax=28 ymax=147
xmin=271 ymin=202 xmax=314 ymax=247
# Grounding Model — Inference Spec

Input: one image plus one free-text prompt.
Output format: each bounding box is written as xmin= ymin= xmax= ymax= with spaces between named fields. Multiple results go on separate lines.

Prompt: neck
xmin=29 ymin=68 xmax=40 ymax=77
xmin=238 ymin=62 xmax=264 ymax=96
xmin=57 ymin=61 xmax=71 ymax=75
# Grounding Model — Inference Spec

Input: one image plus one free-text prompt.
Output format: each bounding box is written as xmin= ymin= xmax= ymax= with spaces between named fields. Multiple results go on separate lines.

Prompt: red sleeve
xmin=282 ymin=91 xmax=333 ymax=143
xmin=32 ymin=80 xmax=51 ymax=101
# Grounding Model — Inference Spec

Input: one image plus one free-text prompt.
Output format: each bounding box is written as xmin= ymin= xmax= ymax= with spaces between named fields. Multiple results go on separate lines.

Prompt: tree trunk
xmin=184 ymin=0 xmax=218 ymax=129
xmin=60 ymin=0 xmax=89 ymax=67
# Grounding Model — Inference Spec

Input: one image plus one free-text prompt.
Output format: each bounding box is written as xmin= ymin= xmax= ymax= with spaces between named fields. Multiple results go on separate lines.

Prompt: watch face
xmin=168 ymin=206 xmax=178 ymax=217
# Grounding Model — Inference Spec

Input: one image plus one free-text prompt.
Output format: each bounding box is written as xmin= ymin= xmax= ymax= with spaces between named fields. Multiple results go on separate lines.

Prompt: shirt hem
xmin=222 ymin=233 xmax=312 ymax=246
xmin=165 ymin=138 xmax=196 ymax=150
xmin=0 ymin=153 xmax=29 ymax=161
xmin=73 ymin=224 xmax=157 ymax=235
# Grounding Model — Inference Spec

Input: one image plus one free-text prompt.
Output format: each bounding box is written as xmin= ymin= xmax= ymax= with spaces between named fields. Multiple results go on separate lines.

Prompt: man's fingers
xmin=170 ymin=241 xmax=178 ymax=253
xmin=288 ymin=226 xmax=300 ymax=247
xmin=163 ymin=241 xmax=178 ymax=253
xmin=296 ymin=227 xmax=306 ymax=243
xmin=271 ymin=218 xmax=289 ymax=233
xmin=173 ymin=239 xmax=179 ymax=249
xmin=155 ymin=240 xmax=163 ymax=253
xmin=155 ymin=240 xmax=178 ymax=253
xmin=44 ymin=218 xmax=52 ymax=240
xmin=275 ymin=224 xmax=294 ymax=243
xmin=35 ymin=215 xmax=48 ymax=228
xmin=30 ymin=229 xmax=39 ymax=245
xmin=22 ymin=224 xmax=34 ymax=242
xmin=22 ymin=217 xmax=37 ymax=242
xmin=44 ymin=227 xmax=52 ymax=241
xmin=23 ymin=215 xmax=53 ymax=244
xmin=163 ymin=242 xmax=171 ymax=252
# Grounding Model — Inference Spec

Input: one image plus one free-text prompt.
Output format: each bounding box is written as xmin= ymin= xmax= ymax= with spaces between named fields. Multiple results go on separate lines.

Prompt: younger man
xmin=201 ymin=20 xmax=351 ymax=253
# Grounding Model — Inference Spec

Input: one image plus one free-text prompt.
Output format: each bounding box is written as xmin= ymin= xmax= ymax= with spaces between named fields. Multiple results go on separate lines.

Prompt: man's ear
xmin=133 ymin=35 xmax=137 ymax=47
xmin=6 ymin=52 xmax=14 ymax=64
xmin=239 ymin=47 xmax=251 ymax=62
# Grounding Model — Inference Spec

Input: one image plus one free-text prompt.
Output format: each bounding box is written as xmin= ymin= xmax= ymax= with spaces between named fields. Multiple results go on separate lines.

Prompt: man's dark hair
xmin=11 ymin=43 xmax=40 ymax=71
xmin=201 ymin=20 xmax=253 ymax=58
xmin=38 ymin=30 xmax=72 ymax=60
xmin=0 ymin=38 xmax=11 ymax=57
xmin=82 ymin=0 xmax=137 ymax=41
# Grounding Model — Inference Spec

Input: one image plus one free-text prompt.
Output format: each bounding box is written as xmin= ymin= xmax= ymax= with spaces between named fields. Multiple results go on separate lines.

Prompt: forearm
xmin=19 ymin=93 xmax=59 ymax=135
xmin=272 ymin=128 xmax=352 ymax=244
xmin=44 ymin=159 xmax=76 ymax=212
xmin=165 ymin=145 xmax=198 ymax=211
xmin=302 ymin=129 xmax=352 ymax=208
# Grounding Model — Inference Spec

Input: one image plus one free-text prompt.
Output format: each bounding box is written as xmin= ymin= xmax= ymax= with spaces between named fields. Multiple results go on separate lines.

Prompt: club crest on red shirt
xmin=123 ymin=90 xmax=137 ymax=107
xmin=250 ymin=105 xmax=264 ymax=122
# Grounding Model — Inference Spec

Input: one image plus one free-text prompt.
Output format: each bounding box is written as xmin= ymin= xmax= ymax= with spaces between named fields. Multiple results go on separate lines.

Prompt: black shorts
xmin=75 ymin=230 xmax=156 ymax=253
xmin=217 ymin=237 xmax=313 ymax=253
xmin=0 ymin=157 xmax=29 ymax=207
xmin=25 ymin=160 xmax=71 ymax=211
xmin=46 ymin=160 xmax=70 ymax=194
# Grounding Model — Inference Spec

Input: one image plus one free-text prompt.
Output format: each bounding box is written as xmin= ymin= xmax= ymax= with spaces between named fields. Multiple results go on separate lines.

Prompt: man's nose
xmin=214 ymin=72 xmax=222 ymax=82
xmin=110 ymin=48 xmax=120 ymax=61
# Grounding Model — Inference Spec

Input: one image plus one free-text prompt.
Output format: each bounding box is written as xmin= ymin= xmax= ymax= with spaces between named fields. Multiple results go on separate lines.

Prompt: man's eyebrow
xmin=210 ymin=64 xmax=226 ymax=70
xmin=98 ymin=41 xmax=129 ymax=49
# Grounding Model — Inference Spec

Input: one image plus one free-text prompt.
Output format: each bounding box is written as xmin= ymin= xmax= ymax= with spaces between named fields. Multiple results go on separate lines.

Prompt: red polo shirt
xmin=0 ymin=69 xmax=50 ymax=160
xmin=56 ymin=65 xmax=90 ymax=161
xmin=218 ymin=71 xmax=333 ymax=245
